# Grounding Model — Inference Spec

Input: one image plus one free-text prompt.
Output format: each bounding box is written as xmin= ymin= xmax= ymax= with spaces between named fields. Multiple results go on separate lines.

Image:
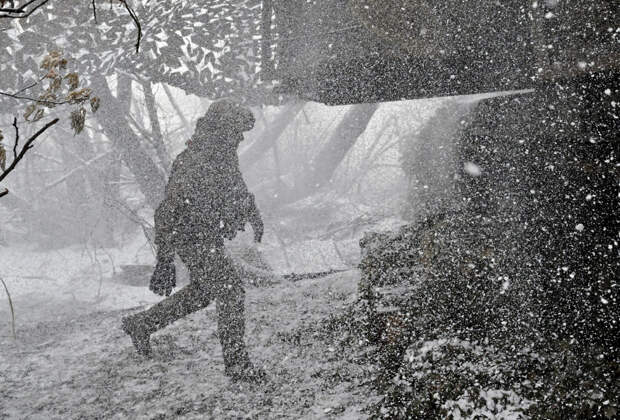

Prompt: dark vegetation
xmin=355 ymin=73 xmax=618 ymax=418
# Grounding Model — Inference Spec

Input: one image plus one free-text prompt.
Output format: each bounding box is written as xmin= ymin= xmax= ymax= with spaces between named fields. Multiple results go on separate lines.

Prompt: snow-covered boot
xmin=224 ymin=351 xmax=266 ymax=382
xmin=121 ymin=314 xmax=152 ymax=357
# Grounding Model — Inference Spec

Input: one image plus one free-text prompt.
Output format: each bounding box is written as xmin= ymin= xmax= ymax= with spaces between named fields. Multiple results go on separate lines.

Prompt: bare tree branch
xmin=0 ymin=276 xmax=16 ymax=339
xmin=0 ymin=0 xmax=38 ymax=14
xmin=12 ymin=117 xmax=18 ymax=159
xmin=143 ymin=80 xmax=169 ymax=169
xmin=12 ymin=73 xmax=47 ymax=96
xmin=0 ymin=89 xmax=68 ymax=106
xmin=31 ymin=150 xmax=62 ymax=165
xmin=91 ymin=0 xmax=97 ymax=23
xmin=1 ymin=1 xmax=140 ymax=55
xmin=119 ymin=0 xmax=141 ymax=53
xmin=43 ymin=151 xmax=110 ymax=190
xmin=0 ymin=0 xmax=52 ymax=19
xmin=162 ymin=83 xmax=191 ymax=139
xmin=0 ymin=117 xmax=59 ymax=197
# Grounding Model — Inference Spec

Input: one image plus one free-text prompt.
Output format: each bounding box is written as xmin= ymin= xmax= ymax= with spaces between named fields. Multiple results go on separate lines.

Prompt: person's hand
xmin=250 ymin=213 xmax=264 ymax=243
xmin=245 ymin=193 xmax=263 ymax=243
xmin=253 ymin=222 xmax=263 ymax=243
xmin=149 ymin=257 xmax=176 ymax=296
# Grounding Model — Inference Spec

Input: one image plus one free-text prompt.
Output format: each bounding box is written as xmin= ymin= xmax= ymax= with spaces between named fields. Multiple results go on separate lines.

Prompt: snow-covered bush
xmin=358 ymin=211 xmax=618 ymax=418
xmin=360 ymin=78 xmax=619 ymax=418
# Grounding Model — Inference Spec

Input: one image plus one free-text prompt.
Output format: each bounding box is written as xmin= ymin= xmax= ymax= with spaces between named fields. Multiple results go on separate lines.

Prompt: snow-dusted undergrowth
xmin=1 ymin=267 xmax=375 ymax=419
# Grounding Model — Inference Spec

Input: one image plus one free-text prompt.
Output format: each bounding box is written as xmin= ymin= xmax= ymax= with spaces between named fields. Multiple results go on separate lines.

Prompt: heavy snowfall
xmin=0 ymin=1 xmax=617 ymax=419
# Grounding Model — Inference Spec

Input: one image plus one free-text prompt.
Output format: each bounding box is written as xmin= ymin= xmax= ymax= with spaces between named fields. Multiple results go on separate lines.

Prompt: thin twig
xmin=104 ymin=195 xmax=153 ymax=230
xmin=42 ymin=151 xmax=110 ymax=190
xmin=0 ymin=0 xmax=38 ymax=13
xmin=0 ymin=89 xmax=68 ymax=106
xmin=0 ymin=118 xmax=59 ymax=184
xmin=12 ymin=117 xmax=18 ymax=160
xmin=91 ymin=0 xmax=97 ymax=23
xmin=162 ymin=83 xmax=191 ymax=138
xmin=0 ymin=0 xmax=52 ymax=19
xmin=283 ymin=268 xmax=352 ymax=282
xmin=0 ymin=276 xmax=16 ymax=340
xmin=12 ymin=74 xmax=47 ymax=96
xmin=103 ymin=195 xmax=156 ymax=254
xmin=119 ymin=0 xmax=141 ymax=53
xmin=12 ymin=82 xmax=38 ymax=96
xmin=31 ymin=151 xmax=62 ymax=165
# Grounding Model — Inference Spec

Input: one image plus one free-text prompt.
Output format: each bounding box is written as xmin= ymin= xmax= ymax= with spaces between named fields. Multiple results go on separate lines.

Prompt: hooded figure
xmin=122 ymin=100 xmax=264 ymax=381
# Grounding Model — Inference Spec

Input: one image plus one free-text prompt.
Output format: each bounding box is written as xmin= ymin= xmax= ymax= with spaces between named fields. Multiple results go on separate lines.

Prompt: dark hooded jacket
xmin=154 ymin=101 xmax=259 ymax=260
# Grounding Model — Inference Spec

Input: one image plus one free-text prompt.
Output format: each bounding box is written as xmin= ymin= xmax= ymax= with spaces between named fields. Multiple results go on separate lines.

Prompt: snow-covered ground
xmin=0 ymin=188 xmax=401 ymax=419
xmin=1 ymin=266 xmax=374 ymax=419
xmin=0 ymin=235 xmax=162 ymax=327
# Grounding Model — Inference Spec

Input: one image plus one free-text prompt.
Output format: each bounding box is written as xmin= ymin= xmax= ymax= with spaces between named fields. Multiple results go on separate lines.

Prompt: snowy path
xmin=0 ymin=270 xmax=374 ymax=419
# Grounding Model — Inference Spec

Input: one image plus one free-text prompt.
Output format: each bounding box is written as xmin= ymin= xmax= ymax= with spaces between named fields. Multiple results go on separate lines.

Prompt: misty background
xmin=0 ymin=1 xmax=617 ymax=418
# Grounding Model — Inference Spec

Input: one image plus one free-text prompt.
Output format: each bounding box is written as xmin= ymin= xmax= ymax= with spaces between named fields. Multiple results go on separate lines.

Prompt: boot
xmin=217 ymin=289 xmax=265 ymax=382
xmin=122 ymin=282 xmax=212 ymax=356
xmin=121 ymin=313 xmax=153 ymax=357
xmin=223 ymin=350 xmax=266 ymax=382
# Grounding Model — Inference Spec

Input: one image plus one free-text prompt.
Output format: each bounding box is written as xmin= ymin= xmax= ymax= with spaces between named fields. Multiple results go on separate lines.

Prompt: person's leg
xmin=216 ymin=277 xmax=250 ymax=370
xmin=123 ymin=258 xmax=214 ymax=356
xmin=208 ymin=251 xmax=263 ymax=380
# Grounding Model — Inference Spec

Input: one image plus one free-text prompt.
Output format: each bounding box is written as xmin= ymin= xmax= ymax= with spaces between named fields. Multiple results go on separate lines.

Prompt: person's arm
xmin=155 ymin=153 xmax=184 ymax=262
xmin=154 ymin=200 xmax=175 ymax=263
xmin=230 ymin=151 xmax=263 ymax=242
xmin=246 ymin=192 xmax=263 ymax=243
xmin=149 ymin=158 xmax=182 ymax=296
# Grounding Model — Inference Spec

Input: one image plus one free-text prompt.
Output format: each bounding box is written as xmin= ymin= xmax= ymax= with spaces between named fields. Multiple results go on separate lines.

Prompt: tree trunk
xmin=162 ymin=84 xmax=192 ymax=140
xmin=279 ymin=102 xmax=379 ymax=204
xmin=92 ymin=76 xmax=166 ymax=209
xmin=143 ymin=81 xmax=170 ymax=171
xmin=239 ymin=101 xmax=305 ymax=171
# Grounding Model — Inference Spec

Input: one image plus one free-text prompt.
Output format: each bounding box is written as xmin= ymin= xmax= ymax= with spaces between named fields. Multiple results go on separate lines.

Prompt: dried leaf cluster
xmin=26 ymin=51 xmax=101 ymax=134
xmin=70 ymin=107 xmax=86 ymax=135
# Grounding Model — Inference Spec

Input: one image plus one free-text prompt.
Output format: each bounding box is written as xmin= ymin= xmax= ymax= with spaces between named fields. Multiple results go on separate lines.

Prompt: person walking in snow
xmin=121 ymin=100 xmax=264 ymax=381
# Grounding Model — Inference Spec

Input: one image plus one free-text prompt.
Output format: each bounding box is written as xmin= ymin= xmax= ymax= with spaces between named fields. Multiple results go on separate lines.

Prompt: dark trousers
xmin=137 ymin=245 xmax=249 ymax=368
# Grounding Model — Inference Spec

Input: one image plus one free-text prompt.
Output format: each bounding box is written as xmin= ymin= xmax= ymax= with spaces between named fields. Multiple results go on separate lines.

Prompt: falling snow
xmin=0 ymin=1 xmax=618 ymax=419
